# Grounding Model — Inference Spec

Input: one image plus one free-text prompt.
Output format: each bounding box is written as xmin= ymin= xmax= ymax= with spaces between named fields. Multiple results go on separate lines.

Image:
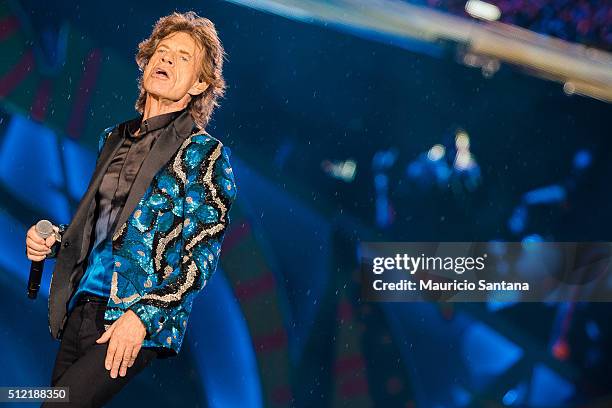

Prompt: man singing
xmin=24 ymin=11 xmax=236 ymax=406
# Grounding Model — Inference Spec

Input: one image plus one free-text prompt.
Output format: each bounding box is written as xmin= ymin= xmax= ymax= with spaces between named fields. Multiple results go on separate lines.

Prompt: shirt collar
xmin=171 ymin=107 xmax=201 ymax=139
xmin=126 ymin=108 xmax=188 ymax=139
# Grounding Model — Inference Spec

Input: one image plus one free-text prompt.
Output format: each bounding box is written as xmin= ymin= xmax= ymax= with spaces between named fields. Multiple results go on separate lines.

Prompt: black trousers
xmin=42 ymin=295 xmax=157 ymax=407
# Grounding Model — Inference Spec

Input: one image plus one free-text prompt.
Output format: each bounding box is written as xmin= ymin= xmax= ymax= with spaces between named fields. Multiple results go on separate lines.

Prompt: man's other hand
xmin=96 ymin=310 xmax=147 ymax=378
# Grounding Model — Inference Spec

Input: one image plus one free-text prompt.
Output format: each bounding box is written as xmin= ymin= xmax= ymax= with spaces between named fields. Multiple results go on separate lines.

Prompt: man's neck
xmin=133 ymin=93 xmax=190 ymax=136
xmin=142 ymin=93 xmax=191 ymax=121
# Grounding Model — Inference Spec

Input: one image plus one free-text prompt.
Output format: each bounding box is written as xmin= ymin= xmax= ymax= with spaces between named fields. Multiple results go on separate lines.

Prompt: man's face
xmin=143 ymin=31 xmax=208 ymax=103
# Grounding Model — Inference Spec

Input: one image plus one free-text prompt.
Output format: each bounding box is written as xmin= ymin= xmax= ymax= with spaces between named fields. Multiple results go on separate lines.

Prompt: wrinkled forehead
xmin=157 ymin=31 xmax=203 ymax=56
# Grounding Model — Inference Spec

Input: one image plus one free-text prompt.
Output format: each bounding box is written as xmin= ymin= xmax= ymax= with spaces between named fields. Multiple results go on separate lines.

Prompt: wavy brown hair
xmin=135 ymin=11 xmax=227 ymax=130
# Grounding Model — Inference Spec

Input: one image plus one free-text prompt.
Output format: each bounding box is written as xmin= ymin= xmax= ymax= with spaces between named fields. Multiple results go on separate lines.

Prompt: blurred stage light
xmin=482 ymin=59 xmax=501 ymax=78
xmin=454 ymin=131 xmax=476 ymax=170
xmin=455 ymin=131 xmax=470 ymax=149
xmin=521 ymin=234 xmax=544 ymax=243
xmin=454 ymin=150 xmax=476 ymax=170
xmin=523 ymin=185 xmax=566 ymax=205
xmin=406 ymin=127 xmax=480 ymax=191
xmin=573 ymin=149 xmax=592 ymax=170
xmin=585 ymin=320 xmax=600 ymax=341
xmin=321 ymin=159 xmax=357 ymax=182
xmin=508 ymin=205 xmax=527 ymax=234
xmin=502 ymin=383 xmax=528 ymax=406
xmin=465 ymin=0 xmax=501 ymax=21
xmin=427 ymin=144 xmax=446 ymax=161
xmin=373 ymin=149 xmax=398 ymax=171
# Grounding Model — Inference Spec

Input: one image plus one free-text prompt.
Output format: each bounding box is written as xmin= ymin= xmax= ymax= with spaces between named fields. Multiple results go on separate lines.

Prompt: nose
xmin=161 ymin=53 xmax=174 ymax=65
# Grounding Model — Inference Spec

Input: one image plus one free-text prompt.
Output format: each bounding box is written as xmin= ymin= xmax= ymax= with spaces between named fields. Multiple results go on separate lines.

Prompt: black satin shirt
xmin=91 ymin=108 xmax=186 ymax=250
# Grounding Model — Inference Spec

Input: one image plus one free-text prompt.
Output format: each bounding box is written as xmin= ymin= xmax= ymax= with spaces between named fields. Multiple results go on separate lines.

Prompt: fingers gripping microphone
xmin=27 ymin=220 xmax=54 ymax=300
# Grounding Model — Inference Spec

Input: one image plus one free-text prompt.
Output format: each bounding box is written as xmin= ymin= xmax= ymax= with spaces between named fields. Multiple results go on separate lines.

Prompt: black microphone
xmin=27 ymin=219 xmax=55 ymax=300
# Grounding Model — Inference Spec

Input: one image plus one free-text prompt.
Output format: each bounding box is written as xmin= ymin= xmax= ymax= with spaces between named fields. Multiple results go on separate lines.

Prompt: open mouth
xmin=152 ymin=67 xmax=170 ymax=80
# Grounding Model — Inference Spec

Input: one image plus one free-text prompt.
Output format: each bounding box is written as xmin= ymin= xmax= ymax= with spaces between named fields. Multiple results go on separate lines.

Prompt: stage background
xmin=1 ymin=0 xmax=611 ymax=406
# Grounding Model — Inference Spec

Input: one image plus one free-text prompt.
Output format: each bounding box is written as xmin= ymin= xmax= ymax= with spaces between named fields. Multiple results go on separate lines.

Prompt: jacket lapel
xmin=112 ymin=117 xmax=193 ymax=237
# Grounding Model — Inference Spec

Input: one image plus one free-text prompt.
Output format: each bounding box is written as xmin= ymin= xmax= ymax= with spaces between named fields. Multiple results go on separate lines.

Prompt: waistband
xmin=75 ymin=294 xmax=109 ymax=306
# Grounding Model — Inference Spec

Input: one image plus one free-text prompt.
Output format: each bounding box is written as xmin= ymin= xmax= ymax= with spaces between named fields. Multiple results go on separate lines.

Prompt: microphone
xmin=27 ymin=219 xmax=55 ymax=300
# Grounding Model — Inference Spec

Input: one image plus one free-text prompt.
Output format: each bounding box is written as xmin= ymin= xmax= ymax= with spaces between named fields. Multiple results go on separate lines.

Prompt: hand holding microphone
xmin=25 ymin=220 xmax=60 ymax=299
xmin=25 ymin=221 xmax=57 ymax=261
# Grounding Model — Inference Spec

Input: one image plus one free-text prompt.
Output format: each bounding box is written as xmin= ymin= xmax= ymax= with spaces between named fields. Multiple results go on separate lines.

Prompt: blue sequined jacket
xmin=48 ymin=116 xmax=237 ymax=357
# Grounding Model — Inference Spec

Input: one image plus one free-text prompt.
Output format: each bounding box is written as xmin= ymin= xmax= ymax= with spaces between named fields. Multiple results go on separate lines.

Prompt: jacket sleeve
xmin=128 ymin=139 xmax=237 ymax=336
xmin=46 ymin=126 xmax=115 ymax=260
xmin=45 ymin=223 xmax=70 ymax=259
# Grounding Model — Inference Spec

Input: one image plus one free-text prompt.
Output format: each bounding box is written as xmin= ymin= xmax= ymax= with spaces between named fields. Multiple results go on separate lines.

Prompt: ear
xmin=188 ymin=79 xmax=209 ymax=96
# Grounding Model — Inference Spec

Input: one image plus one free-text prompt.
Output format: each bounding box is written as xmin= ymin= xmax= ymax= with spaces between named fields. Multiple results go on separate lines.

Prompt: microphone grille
xmin=35 ymin=219 xmax=54 ymax=239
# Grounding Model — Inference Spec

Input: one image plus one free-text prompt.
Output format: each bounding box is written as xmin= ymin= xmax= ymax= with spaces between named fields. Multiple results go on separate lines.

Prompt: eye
xmin=181 ymin=56 xmax=189 ymax=61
